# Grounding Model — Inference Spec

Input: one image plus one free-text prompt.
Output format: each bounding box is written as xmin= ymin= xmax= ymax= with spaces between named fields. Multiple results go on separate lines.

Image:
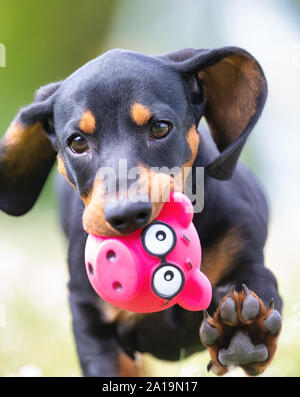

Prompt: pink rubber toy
xmin=85 ymin=192 xmax=212 ymax=313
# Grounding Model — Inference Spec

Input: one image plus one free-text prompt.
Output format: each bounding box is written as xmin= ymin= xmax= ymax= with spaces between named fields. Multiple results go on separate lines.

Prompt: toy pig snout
xmin=86 ymin=238 xmax=141 ymax=305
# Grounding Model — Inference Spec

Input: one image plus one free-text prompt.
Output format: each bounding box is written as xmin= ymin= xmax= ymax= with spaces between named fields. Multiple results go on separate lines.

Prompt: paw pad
xmin=263 ymin=309 xmax=281 ymax=335
xmin=241 ymin=284 xmax=260 ymax=321
xmin=220 ymin=296 xmax=238 ymax=324
xmin=200 ymin=286 xmax=281 ymax=376
xmin=218 ymin=331 xmax=268 ymax=366
xmin=200 ymin=314 xmax=220 ymax=346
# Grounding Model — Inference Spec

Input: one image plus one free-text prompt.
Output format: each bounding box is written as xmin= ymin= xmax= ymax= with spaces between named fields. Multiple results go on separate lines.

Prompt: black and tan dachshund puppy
xmin=0 ymin=47 xmax=282 ymax=376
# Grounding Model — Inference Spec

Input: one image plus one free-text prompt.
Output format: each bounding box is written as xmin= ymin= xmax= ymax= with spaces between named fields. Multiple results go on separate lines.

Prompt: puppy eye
xmin=150 ymin=121 xmax=172 ymax=140
xmin=69 ymin=135 xmax=89 ymax=154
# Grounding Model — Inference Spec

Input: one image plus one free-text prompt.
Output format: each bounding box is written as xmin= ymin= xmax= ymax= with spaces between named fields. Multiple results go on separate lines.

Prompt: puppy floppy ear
xmin=0 ymin=82 xmax=62 ymax=215
xmin=160 ymin=47 xmax=267 ymax=179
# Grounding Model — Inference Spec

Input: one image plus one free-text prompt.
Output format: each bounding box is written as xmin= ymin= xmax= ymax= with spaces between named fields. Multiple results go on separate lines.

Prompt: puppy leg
xmin=69 ymin=292 xmax=120 ymax=376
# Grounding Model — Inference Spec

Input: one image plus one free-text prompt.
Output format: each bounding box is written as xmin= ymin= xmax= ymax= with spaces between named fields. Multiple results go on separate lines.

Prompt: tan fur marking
xmin=202 ymin=228 xmax=243 ymax=286
xmin=100 ymin=300 xmax=144 ymax=323
xmin=119 ymin=352 xmax=145 ymax=377
xmin=198 ymin=54 xmax=264 ymax=150
xmin=137 ymin=165 xmax=177 ymax=224
xmin=57 ymin=155 xmax=77 ymax=190
xmin=1 ymin=121 xmax=55 ymax=179
xmin=181 ymin=125 xmax=200 ymax=186
xmin=81 ymin=191 xmax=92 ymax=207
xmin=57 ymin=155 xmax=67 ymax=178
xmin=184 ymin=125 xmax=200 ymax=168
xmin=79 ymin=110 xmax=96 ymax=134
xmin=82 ymin=174 xmax=120 ymax=236
xmin=130 ymin=103 xmax=151 ymax=126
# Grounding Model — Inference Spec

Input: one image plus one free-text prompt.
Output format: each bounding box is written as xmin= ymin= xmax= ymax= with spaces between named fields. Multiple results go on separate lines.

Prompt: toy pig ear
xmin=177 ymin=271 xmax=212 ymax=311
xmin=172 ymin=192 xmax=194 ymax=227
xmin=159 ymin=192 xmax=194 ymax=227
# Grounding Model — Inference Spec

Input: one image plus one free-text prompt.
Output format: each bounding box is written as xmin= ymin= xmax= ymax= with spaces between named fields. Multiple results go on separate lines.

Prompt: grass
xmin=0 ymin=204 xmax=300 ymax=377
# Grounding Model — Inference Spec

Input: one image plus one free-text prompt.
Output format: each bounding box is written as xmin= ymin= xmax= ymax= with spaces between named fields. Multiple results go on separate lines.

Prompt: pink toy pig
xmin=85 ymin=192 xmax=212 ymax=313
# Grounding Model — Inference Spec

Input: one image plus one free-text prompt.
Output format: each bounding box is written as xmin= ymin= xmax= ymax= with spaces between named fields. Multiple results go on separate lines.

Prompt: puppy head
xmin=0 ymin=47 xmax=267 ymax=235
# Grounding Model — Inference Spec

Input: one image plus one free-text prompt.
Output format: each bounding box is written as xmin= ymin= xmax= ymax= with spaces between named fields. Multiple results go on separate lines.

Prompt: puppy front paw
xmin=200 ymin=285 xmax=282 ymax=376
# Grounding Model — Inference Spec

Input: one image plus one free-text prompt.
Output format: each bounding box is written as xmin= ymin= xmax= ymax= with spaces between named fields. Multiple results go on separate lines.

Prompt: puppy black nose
xmin=104 ymin=195 xmax=152 ymax=234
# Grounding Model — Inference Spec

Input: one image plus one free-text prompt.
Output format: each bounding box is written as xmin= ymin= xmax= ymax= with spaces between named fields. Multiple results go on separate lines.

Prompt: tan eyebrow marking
xmin=79 ymin=110 xmax=96 ymax=134
xmin=130 ymin=103 xmax=151 ymax=126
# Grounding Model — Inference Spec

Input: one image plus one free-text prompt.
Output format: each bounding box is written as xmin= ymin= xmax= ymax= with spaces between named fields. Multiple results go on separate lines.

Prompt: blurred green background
xmin=1 ymin=0 xmax=300 ymax=376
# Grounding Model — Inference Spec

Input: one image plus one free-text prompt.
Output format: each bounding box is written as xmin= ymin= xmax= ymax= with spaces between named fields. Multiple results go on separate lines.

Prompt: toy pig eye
xmin=152 ymin=265 xmax=184 ymax=299
xmin=142 ymin=222 xmax=176 ymax=257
